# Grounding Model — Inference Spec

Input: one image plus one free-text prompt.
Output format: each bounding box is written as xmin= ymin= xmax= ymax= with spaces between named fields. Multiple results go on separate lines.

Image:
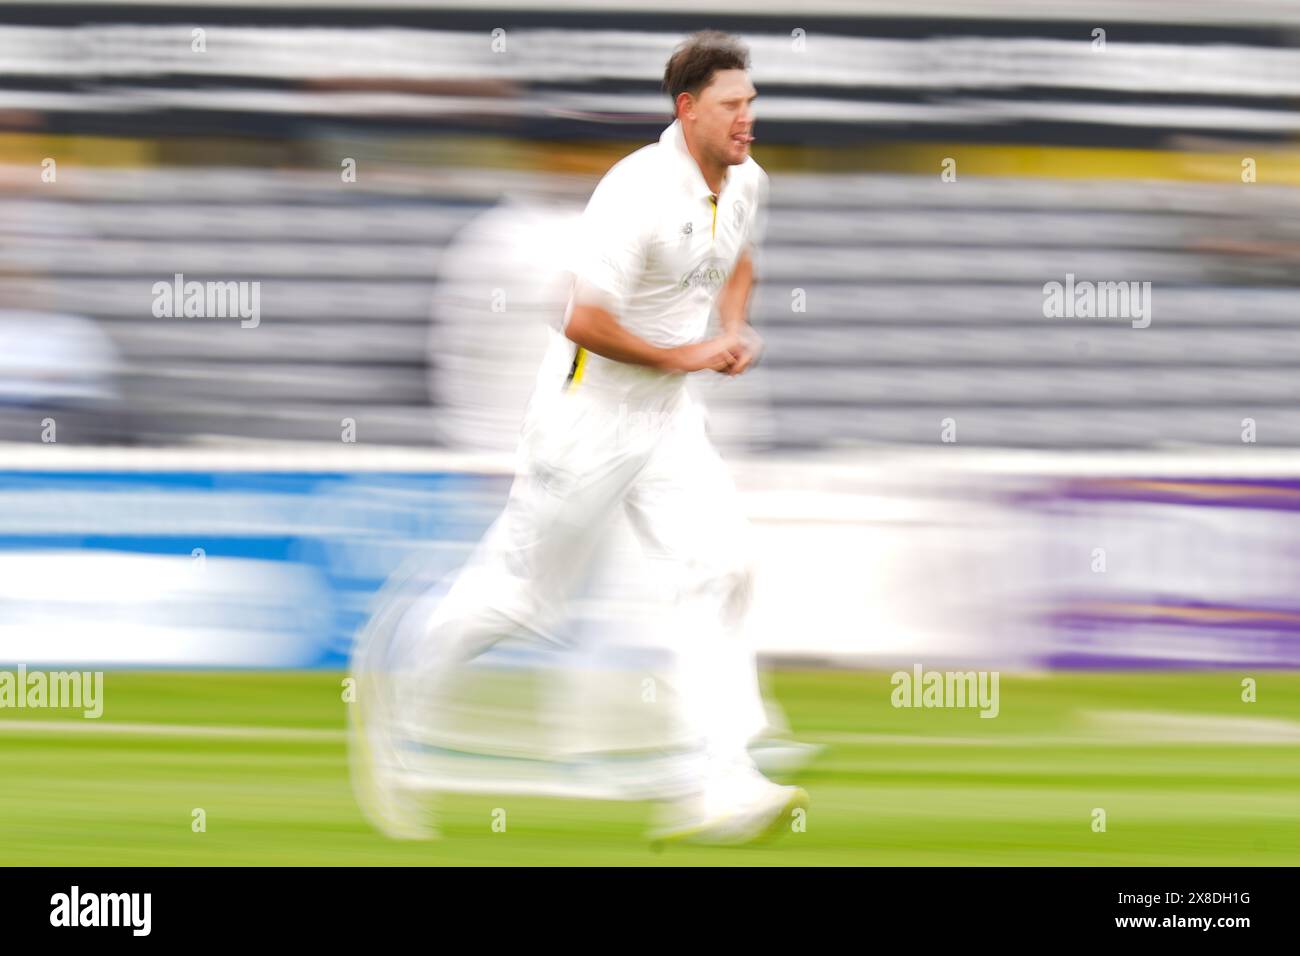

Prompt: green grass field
xmin=1 ymin=669 xmax=1297 ymax=865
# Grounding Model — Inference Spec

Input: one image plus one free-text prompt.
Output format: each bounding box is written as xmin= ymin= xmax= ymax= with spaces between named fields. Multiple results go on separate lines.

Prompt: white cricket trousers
xmin=398 ymin=382 xmax=769 ymax=795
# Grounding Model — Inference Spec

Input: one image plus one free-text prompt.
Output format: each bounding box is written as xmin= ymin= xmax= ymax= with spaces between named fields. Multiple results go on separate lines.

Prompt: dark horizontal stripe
xmin=0 ymin=72 xmax=1290 ymax=107
xmin=27 ymin=107 xmax=1295 ymax=148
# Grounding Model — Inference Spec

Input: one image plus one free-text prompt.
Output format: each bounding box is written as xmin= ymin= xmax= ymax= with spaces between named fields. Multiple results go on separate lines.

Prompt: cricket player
xmin=352 ymin=30 xmax=806 ymax=845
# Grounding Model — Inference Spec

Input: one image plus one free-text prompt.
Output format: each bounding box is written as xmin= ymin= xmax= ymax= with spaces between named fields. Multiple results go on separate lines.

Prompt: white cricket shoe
xmin=648 ymin=767 xmax=808 ymax=848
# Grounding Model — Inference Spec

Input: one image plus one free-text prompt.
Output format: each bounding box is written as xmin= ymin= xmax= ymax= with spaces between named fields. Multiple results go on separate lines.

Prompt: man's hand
xmin=659 ymin=333 xmax=742 ymax=373
xmin=722 ymin=325 xmax=764 ymax=376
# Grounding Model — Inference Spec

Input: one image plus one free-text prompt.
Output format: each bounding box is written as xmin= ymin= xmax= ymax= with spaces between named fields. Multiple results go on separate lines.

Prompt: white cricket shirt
xmin=544 ymin=117 xmax=770 ymax=408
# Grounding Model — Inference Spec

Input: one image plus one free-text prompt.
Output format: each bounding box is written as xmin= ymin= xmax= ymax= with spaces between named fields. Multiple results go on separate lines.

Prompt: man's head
xmin=662 ymin=31 xmax=756 ymax=168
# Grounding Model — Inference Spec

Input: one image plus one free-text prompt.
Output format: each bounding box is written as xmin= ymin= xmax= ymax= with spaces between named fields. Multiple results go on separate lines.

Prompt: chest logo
xmin=678 ymin=256 xmax=729 ymax=293
xmin=681 ymin=221 xmax=693 ymax=236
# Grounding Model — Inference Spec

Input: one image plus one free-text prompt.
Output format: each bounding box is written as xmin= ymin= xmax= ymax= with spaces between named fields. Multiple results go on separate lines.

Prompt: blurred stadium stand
xmin=1 ymin=1 xmax=1298 ymax=449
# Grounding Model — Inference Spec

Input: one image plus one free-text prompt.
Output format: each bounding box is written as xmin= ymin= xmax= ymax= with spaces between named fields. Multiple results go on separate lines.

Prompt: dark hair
xmin=662 ymin=31 xmax=751 ymax=117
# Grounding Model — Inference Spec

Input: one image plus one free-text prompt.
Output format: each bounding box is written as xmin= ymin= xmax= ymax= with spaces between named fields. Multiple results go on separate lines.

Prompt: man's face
xmin=683 ymin=68 xmax=757 ymax=167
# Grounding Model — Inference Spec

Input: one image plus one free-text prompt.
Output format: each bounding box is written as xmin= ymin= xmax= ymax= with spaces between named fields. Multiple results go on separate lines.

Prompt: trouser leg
xmin=396 ymin=396 xmax=642 ymax=736
xmin=622 ymin=398 xmax=769 ymax=796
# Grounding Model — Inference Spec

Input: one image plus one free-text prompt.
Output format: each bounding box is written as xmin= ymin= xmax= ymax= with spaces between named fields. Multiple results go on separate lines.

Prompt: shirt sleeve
xmin=566 ymin=164 xmax=648 ymax=318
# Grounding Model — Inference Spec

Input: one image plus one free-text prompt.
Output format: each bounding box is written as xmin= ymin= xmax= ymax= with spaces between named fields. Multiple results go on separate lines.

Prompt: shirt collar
xmin=660 ymin=118 xmax=731 ymax=202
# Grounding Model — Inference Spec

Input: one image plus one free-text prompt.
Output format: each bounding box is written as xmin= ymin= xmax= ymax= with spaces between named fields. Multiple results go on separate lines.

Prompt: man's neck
xmin=681 ymin=126 xmax=725 ymax=195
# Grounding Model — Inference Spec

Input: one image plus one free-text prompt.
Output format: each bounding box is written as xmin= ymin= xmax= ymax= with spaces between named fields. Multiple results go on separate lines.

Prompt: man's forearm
xmin=565 ymin=300 xmax=740 ymax=375
xmin=565 ymin=302 xmax=670 ymax=370
xmin=716 ymin=252 xmax=755 ymax=335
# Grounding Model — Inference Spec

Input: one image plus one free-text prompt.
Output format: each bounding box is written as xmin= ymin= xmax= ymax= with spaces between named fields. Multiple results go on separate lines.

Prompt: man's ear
xmin=675 ymin=91 xmax=694 ymax=120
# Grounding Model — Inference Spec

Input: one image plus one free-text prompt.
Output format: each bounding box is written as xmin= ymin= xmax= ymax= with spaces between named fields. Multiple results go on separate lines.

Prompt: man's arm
xmin=717 ymin=250 xmax=754 ymax=336
xmin=714 ymin=250 xmax=762 ymax=376
xmin=714 ymin=168 xmax=771 ymax=376
xmin=565 ymin=299 xmax=740 ymax=374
